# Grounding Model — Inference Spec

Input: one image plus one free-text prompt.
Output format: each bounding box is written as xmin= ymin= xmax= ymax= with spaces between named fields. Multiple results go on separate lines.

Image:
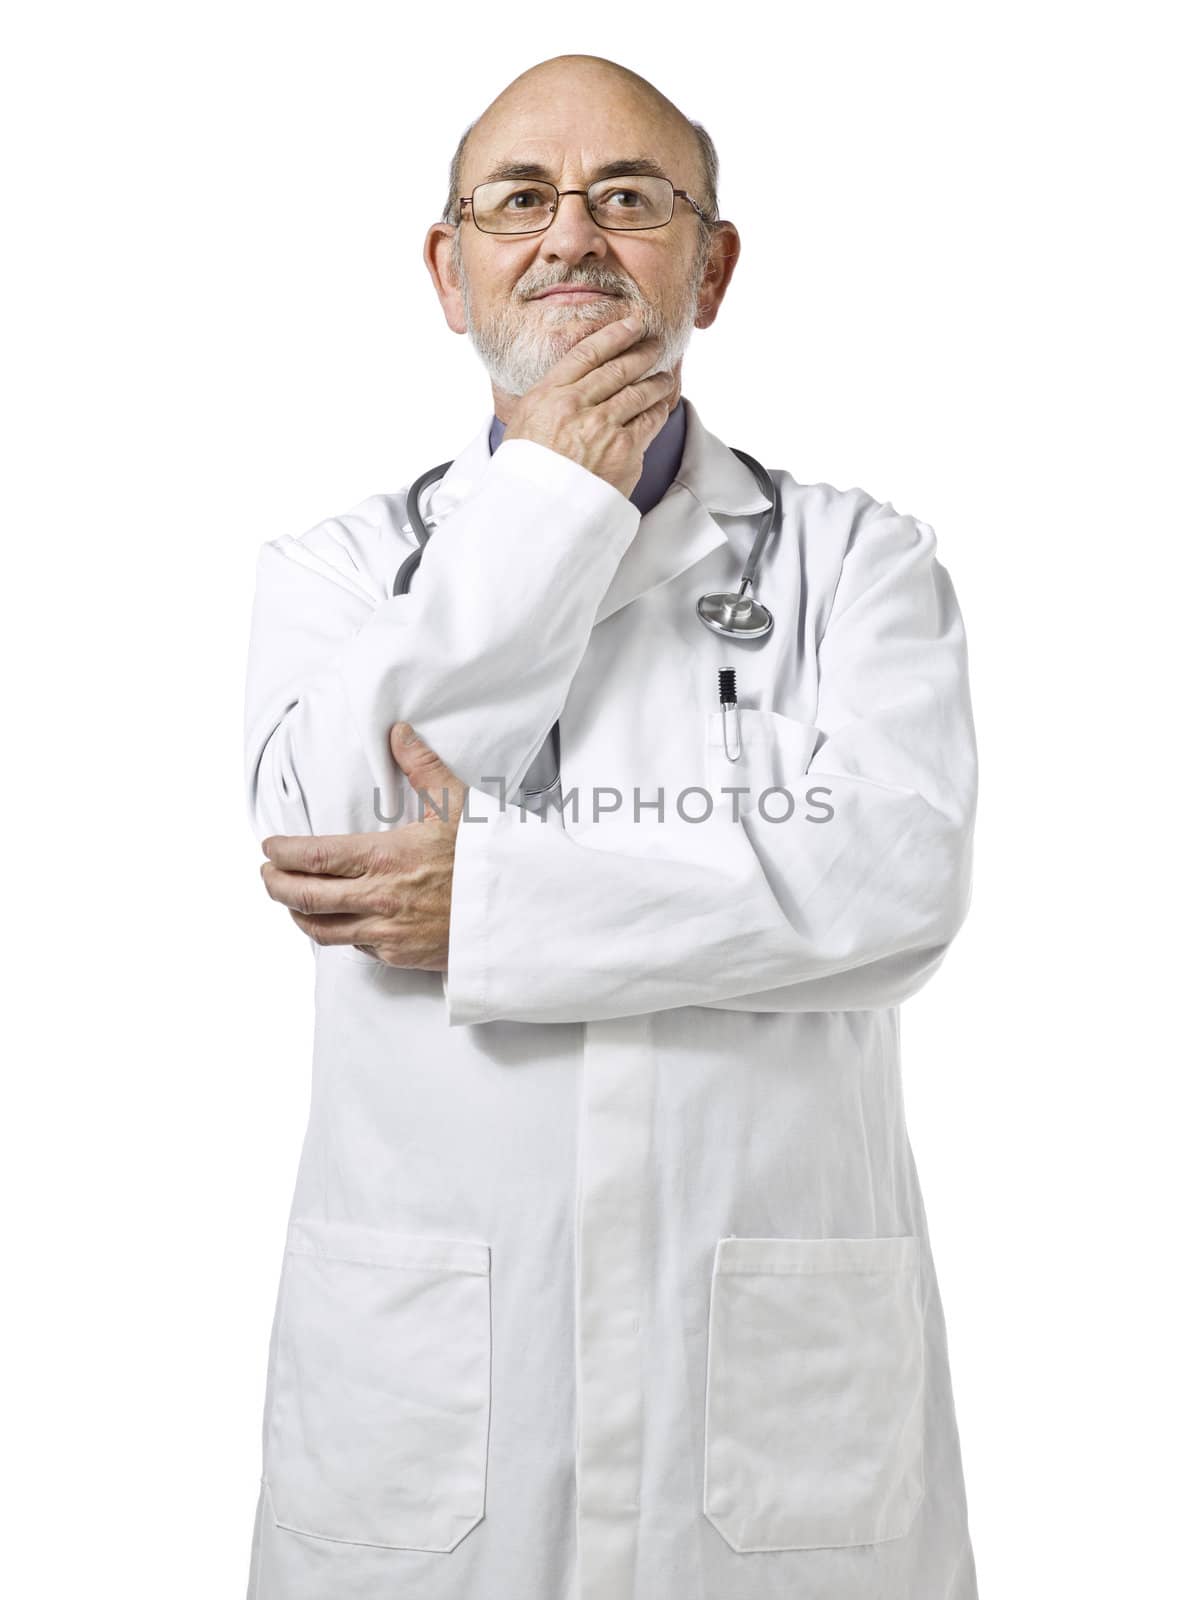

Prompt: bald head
xmin=442 ymin=55 xmax=719 ymax=227
xmin=424 ymin=56 xmax=740 ymax=413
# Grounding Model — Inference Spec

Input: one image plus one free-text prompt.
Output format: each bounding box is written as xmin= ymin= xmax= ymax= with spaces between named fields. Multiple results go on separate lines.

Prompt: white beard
xmin=453 ymin=233 xmax=706 ymax=398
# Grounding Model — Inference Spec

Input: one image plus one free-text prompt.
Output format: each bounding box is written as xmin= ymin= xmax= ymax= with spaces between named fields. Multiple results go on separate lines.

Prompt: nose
xmin=536 ymin=190 xmax=610 ymax=265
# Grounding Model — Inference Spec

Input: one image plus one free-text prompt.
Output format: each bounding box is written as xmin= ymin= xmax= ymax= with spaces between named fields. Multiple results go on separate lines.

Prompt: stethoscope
xmin=393 ymin=448 xmax=780 ymax=800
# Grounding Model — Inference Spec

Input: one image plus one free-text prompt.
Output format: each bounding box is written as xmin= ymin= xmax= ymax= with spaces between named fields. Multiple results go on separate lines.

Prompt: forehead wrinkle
xmin=475 ymin=155 xmax=672 ymax=187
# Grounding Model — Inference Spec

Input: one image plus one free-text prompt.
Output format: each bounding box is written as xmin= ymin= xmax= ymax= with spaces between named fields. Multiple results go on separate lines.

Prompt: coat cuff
xmin=443 ymin=784 xmax=506 ymax=1025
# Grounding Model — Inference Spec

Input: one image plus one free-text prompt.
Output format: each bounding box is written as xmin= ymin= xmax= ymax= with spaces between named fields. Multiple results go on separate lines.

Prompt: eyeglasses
xmin=459 ymin=173 xmax=712 ymax=235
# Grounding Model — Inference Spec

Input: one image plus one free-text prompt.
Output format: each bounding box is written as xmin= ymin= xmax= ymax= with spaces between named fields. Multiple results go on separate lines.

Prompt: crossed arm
xmin=259 ymin=719 xmax=468 ymax=973
xmin=247 ymin=453 xmax=977 ymax=1024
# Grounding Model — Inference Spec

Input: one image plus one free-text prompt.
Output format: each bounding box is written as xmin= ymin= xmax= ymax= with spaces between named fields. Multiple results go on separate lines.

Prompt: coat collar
xmin=423 ymin=395 xmax=773 ymax=625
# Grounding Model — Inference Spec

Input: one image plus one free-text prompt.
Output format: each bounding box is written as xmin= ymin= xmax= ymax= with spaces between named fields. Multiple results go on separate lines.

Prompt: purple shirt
xmin=488 ymin=398 xmax=687 ymax=516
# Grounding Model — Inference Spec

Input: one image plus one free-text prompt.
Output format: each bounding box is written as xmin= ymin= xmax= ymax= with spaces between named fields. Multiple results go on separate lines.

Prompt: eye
xmin=600 ymin=187 xmax=649 ymax=209
xmin=505 ymin=189 xmax=546 ymax=210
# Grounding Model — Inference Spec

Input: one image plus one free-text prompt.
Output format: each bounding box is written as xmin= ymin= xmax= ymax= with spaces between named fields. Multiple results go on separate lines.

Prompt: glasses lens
xmin=471 ymin=180 xmax=558 ymax=233
xmin=587 ymin=174 xmax=674 ymax=229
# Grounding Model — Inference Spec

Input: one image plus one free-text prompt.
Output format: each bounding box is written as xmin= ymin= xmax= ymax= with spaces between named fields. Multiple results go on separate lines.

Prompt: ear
xmin=425 ymin=222 xmax=468 ymax=335
xmin=695 ymin=221 xmax=741 ymax=330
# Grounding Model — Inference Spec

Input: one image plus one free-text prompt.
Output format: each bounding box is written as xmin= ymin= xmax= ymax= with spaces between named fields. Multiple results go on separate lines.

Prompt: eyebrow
xmin=475 ymin=156 xmax=673 ymax=188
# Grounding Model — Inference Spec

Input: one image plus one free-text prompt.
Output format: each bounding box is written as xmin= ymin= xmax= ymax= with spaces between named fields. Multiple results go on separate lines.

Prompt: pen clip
xmin=718 ymin=668 xmax=741 ymax=761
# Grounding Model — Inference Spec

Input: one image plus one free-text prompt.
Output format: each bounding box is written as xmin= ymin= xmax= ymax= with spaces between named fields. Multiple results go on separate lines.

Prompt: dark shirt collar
xmin=488 ymin=397 xmax=687 ymax=515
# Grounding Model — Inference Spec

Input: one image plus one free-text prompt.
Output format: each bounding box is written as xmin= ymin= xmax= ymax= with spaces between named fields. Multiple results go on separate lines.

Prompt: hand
xmin=501 ymin=316 xmax=675 ymax=498
xmin=259 ymin=723 xmax=464 ymax=971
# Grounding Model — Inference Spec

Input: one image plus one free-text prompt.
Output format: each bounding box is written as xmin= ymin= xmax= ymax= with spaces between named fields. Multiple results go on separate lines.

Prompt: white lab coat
xmin=241 ymin=396 xmax=980 ymax=1600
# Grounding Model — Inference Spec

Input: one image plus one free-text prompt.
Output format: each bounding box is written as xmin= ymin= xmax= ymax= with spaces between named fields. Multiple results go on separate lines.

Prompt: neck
xmin=491 ymin=362 xmax=684 ymax=425
xmin=489 ymin=390 xmax=688 ymax=518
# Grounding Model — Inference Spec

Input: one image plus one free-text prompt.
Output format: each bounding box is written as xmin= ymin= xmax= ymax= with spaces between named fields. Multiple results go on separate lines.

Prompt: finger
xmin=541 ymin=315 xmax=653 ymax=391
xmin=571 ymin=335 xmax=667 ymax=407
xmin=600 ymin=369 xmax=676 ymax=426
xmin=390 ymin=724 xmax=465 ymax=790
xmin=262 ymin=861 xmax=379 ymax=915
xmin=260 ymin=832 xmax=376 ymax=876
xmin=623 ymin=395 xmax=673 ymax=441
xmin=288 ymin=909 xmax=382 ymax=947
xmin=390 ymin=730 xmax=466 ymax=823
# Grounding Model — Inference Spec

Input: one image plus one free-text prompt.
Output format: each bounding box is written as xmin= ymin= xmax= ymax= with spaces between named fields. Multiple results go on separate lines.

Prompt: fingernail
xmin=622 ymin=314 xmax=642 ymax=331
xmin=396 ymin=721 xmax=418 ymax=744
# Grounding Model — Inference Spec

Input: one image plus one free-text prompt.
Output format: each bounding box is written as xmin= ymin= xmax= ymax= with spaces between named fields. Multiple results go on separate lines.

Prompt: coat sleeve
xmin=243 ymin=439 xmax=641 ymax=843
xmin=443 ymin=504 xmax=978 ymax=1023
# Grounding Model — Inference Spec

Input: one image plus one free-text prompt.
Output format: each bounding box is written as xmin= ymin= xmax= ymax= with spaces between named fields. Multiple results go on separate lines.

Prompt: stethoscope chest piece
xmin=695 ymin=445 xmax=780 ymax=641
xmin=696 ymin=589 xmax=774 ymax=639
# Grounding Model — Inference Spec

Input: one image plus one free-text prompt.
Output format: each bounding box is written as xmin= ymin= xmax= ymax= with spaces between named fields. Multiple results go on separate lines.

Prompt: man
xmin=242 ymin=53 xmax=980 ymax=1600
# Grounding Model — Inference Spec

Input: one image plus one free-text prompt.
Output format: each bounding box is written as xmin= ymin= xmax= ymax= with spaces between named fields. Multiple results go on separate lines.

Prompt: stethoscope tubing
xmin=393 ymin=459 xmax=455 ymax=598
xmin=390 ymin=447 xmax=780 ymax=798
xmin=393 ymin=450 xmax=779 ymax=601
xmin=727 ymin=447 xmax=782 ymax=593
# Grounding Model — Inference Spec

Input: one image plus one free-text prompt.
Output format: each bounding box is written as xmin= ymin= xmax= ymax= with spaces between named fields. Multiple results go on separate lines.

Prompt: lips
xmin=532 ymin=287 xmax=617 ymax=300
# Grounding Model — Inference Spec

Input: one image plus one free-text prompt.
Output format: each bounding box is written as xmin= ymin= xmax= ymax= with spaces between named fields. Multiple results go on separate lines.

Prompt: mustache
xmin=519 ymin=269 xmax=640 ymax=300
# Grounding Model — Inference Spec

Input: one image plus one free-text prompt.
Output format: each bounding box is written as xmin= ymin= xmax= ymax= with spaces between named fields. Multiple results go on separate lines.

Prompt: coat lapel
xmin=420 ymin=396 xmax=774 ymax=626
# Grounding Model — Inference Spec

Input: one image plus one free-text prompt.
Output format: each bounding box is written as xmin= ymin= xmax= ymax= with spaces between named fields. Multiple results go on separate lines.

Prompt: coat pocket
xmin=266 ymin=1218 xmax=491 ymax=1551
xmin=705 ymin=709 xmax=820 ymax=819
xmin=703 ymin=1234 xmax=925 ymax=1552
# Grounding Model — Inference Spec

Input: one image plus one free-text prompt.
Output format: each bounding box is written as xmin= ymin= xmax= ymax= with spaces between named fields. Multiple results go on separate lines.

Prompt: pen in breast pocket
xmin=718 ymin=669 xmax=741 ymax=761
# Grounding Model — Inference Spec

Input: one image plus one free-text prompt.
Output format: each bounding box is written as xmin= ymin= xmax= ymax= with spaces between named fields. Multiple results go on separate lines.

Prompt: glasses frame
xmin=458 ymin=174 xmax=714 ymax=235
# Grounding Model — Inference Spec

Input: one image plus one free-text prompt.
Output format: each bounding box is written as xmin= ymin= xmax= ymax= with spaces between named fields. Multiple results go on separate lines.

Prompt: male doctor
xmin=243 ymin=51 xmax=981 ymax=1600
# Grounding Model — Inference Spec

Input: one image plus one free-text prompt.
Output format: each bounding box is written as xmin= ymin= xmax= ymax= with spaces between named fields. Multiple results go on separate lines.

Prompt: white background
xmin=3 ymin=2 xmax=1195 ymax=1594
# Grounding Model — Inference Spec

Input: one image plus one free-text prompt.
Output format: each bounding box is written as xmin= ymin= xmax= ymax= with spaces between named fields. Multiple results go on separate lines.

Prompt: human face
xmin=449 ymin=182 xmax=709 ymax=398
xmin=426 ymin=72 xmax=735 ymax=408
